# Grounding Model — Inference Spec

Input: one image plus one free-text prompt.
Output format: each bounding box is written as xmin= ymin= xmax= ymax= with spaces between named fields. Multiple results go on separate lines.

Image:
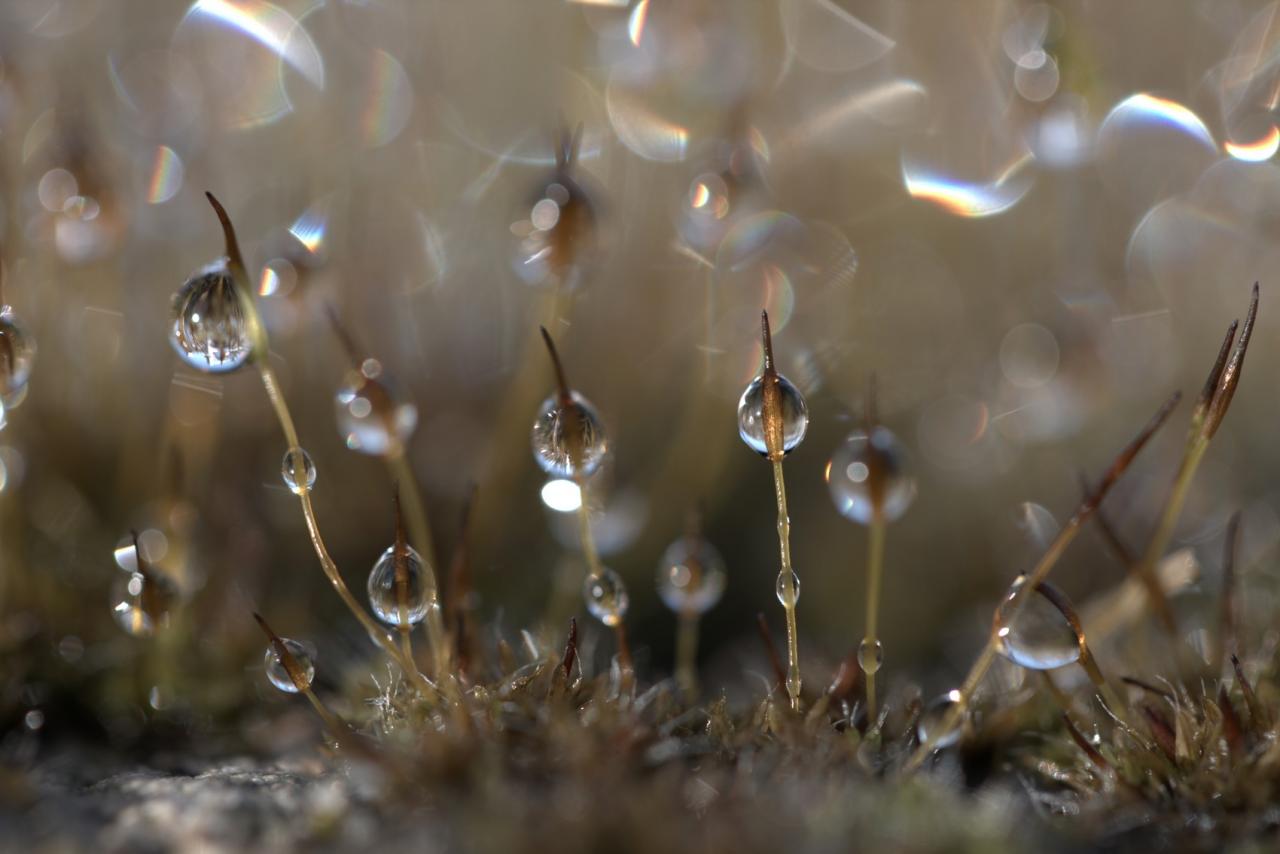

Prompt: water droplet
xmin=656 ymin=536 xmax=726 ymax=615
xmin=366 ymin=544 xmax=432 ymax=627
xmin=775 ymin=569 xmax=801 ymax=606
xmin=737 ymin=374 xmax=809 ymax=457
xmin=0 ymin=309 xmax=36 ymax=403
xmin=280 ymin=447 xmax=316 ymax=495
xmin=993 ymin=576 xmax=1080 ymax=670
xmin=510 ymin=173 xmax=597 ymax=289
xmin=110 ymin=571 xmax=175 ymax=638
xmin=916 ymin=690 xmax=965 ymax=749
xmin=857 ymin=638 xmax=883 ymax=675
xmin=24 ymin=709 xmax=44 ymax=731
xmin=335 ymin=361 xmax=418 ymax=455
xmin=583 ymin=568 xmax=629 ymax=626
xmin=169 ymin=260 xmax=252 ymax=373
xmin=264 ymin=638 xmax=316 ymax=693
xmin=825 ymin=426 xmax=915 ymax=524
xmin=531 ymin=391 xmax=609 ymax=478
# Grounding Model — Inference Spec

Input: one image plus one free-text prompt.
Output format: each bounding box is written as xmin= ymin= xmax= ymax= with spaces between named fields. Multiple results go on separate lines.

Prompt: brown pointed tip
xmin=561 ymin=617 xmax=578 ymax=678
xmin=1197 ymin=319 xmax=1237 ymax=414
xmin=539 ymin=326 xmax=572 ymax=403
xmin=760 ymin=310 xmax=775 ymax=373
xmin=1206 ymin=284 xmax=1260 ymax=438
xmin=204 ymin=191 xmax=245 ymax=271
xmin=392 ymin=485 xmax=407 ymax=551
xmin=252 ymin=611 xmax=279 ymax=643
xmin=324 ymin=304 xmax=365 ymax=370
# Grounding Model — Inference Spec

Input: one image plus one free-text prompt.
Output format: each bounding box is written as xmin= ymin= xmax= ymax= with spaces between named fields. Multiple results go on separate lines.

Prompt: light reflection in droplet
xmin=541 ymin=478 xmax=582 ymax=513
xmin=1225 ymin=124 xmax=1280 ymax=162
xmin=901 ymin=153 xmax=1035 ymax=218
xmin=186 ymin=0 xmax=324 ymax=88
xmin=605 ymin=72 xmax=690 ymax=162
xmin=146 ymin=146 xmax=184 ymax=204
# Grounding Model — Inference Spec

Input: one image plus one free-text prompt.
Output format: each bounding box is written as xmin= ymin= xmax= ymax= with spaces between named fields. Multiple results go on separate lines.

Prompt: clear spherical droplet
xmin=737 ymin=373 xmax=809 ymax=457
xmin=993 ymin=576 xmax=1081 ymax=670
xmin=0 ymin=309 xmax=36 ymax=400
xmin=264 ymin=638 xmax=316 ymax=693
xmin=657 ymin=535 xmax=727 ymax=615
xmin=916 ymin=690 xmax=965 ymax=750
xmin=826 ymin=426 xmax=916 ymax=525
xmin=531 ymin=391 xmax=608 ymax=478
xmin=775 ymin=569 xmax=801 ymax=606
xmin=110 ymin=571 xmax=175 ymax=638
xmin=169 ymin=260 xmax=252 ymax=373
xmin=583 ymin=568 xmax=629 ymax=626
xmin=857 ymin=638 xmax=883 ymax=675
xmin=335 ymin=360 xmax=418 ymax=455
xmin=281 ymin=447 xmax=316 ymax=495
xmin=367 ymin=544 xmax=432 ymax=626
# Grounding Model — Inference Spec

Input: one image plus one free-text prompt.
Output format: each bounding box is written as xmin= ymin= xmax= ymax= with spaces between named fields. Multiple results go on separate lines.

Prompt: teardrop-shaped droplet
xmin=281 ymin=447 xmax=317 ymax=495
xmin=583 ymin=568 xmax=629 ymax=626
xmin=366 ymin=543 xmax=432 ymax=626
xmin=264 ymin=638 xmax=316 ymax=693
xmin=993 ymin=576 xmax=1081 ymax=670
xmin=826 ymin=426 xmax=916 ymax=524
xmin=531 ymin=391 xmax=609 ymax=478
xmin=775 ymin=569 xmax=801 ymax=606
xmin=916 ymin=690 xmax=965 ymax=750
xmin=0 ymin=308 xmax=36 ymax=401
xmin=737 ymin=373 xmax=809 ymax=456
xmin=656 ymin=535 xmax=727 ymax=615
xmin=335 ymin=359 xmax=418 ymax=455
xmin=110 ymin=570 xmax=175 ymax=638
xmin=857 ymin=638 xmax=884 ymax=675
xmin=169 ymin=260 xmax=252 ymax=373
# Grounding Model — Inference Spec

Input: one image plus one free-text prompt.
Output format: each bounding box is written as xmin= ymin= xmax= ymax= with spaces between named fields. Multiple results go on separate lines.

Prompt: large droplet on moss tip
xmin=169 ymin=259 xmax=252 ymax=373
xmin=993 ymin=576 xmax=1081 ymax=670
xmin=737 ymin=373 xmax=808 ymax=457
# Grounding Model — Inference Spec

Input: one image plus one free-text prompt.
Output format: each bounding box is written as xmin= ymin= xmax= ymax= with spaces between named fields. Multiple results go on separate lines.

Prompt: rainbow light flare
xmin=1224 ymin=124 xmax=1280 ymax=161
xmin=901 ymin=153 xmax=1035 ymax=218
xmin=146 ymin=146 xmax=184 ymax=204
xmin=288 ymin=202 xmax=327 ymax=254
xmin=1100 ymin=93 xmax=1216 ymax=150
xmin=186 ymin=0 xmax=325 ymax=89
xmin=628 ymin=0 xmax=649 ymax=46
xmin=359 ymin=50 xmax=413 ymax=148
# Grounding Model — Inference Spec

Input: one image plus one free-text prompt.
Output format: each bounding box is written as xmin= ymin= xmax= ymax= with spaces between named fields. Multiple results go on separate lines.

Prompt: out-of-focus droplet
xmin=510 ymin=170 xmax=598 ymax=289
xmin=264 ymin=638 xmax=316 ymax=693
xmin=775 ymin=569 xmax=800 ymax=606
xmin=334 ymin=360 xmax=418 ymax=455
xmin=146 ymin=145 xmax=184 ymax=204
xmin=993 ymin=576 xmax=1080 ymax=670
xmin=1013 ymin=51 xmax=1059 ymax=102
xmin=737 ymin=373 xmax=809 ymax=457
xmin=657 ymin=535 xmax=726 ymax=615
xmin=1095 ymin=93 xmax=1217 ymax=209
xmin=0 ymin=309 xmax=36 ymax=403
xmin=531 ymin=391 xmax=609 ymax=478
xmin=826 ymin=427 xmax=915 ymax=525
xmin=999 ymin=323 xmax=1059 ymax=389
xmin=902 ymin=152 xmax=1035 ymax=218
xmin=584 ymin=568 xmax=629 ymax=626
xmin=779 ymin=0 xmax=894 ymax=73
xmin=173 ymin=0 xmax=324 ymax=130
xmin=366 ymin=544 xmax=432 ymax=626
xmin=169 ymin=260 xmax=252 ymax=373
xmin=541 ymin=478 xmax=583 ymax=513
xmin=281 ymin=447 xmax=316 ymax=495
xmin=917 ymin=689 xmax=965 ymax=749
xmin=1224 ymin=122 xmax=1280 ymax=162
xmin=111 ymin=569 xmax=175 ymax=638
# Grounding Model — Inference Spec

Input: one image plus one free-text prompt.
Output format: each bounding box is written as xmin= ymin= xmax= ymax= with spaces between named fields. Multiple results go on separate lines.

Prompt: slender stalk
xmin=1078 ymin=645 xmax=1128 ymax=723
xmin=258 ymin=364 xmax=440 ymax=700
xmin=573 ymin=476 xmax=632 ymax=671
xmin=902 ymin=392 xmax=1180 ymax=774
xmin=862 ymin=512 xmax=886 ymax=721
xmin=772 ymin=459 xmax=802 ymax=711
xmin=387 ymin=450 xmax=450 ymax=684
xmin=676 ymin=611 xmax=698 ymax=695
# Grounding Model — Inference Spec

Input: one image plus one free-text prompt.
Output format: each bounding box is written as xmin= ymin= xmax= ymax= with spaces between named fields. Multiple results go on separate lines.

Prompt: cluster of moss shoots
xmin=42 ymin=160 xmax=1269 ymax=844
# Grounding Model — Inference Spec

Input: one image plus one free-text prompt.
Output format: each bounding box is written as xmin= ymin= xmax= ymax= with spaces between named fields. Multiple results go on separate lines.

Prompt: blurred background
xmin=3 ymin=0 xmax=1280 ymax=753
